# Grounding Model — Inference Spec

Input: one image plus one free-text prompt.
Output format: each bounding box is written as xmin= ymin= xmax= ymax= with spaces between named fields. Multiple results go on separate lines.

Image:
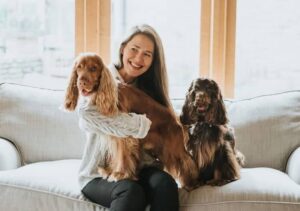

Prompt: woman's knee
xmin=111 ymin=179 xmax=147 ymax=206
xmin=142 ymin=168 xmax=179 ymax=210
xmin=149 ymin=170 xmax=178 ymax=192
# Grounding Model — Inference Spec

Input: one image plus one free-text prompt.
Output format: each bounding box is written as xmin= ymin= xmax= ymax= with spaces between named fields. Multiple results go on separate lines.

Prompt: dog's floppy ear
xmin=64 ymin=60 xmax=79 ymax=111
xmin=206 ymin=87 xmax=228 ymax=125
xmin=180 ymin=104 xmax=190 ymax=125
xmin=94 ymin=66 xmax=118 ymax=116
xmin=180 ymin=80 xmax=196 ymax=125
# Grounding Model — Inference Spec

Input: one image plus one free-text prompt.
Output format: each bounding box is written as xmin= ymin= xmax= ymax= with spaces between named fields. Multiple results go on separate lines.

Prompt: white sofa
xmin=0 ymin=82 xmax=300 ymax=211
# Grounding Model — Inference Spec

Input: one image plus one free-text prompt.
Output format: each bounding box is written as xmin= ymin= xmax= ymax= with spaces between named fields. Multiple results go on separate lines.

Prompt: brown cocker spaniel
xmin=180 ymin=78 xmax=245 ymax=186
xmin=64 ymin=53 xmax=199 ymax=190
xmin=65 ymin=52 xmax=140 ymax=182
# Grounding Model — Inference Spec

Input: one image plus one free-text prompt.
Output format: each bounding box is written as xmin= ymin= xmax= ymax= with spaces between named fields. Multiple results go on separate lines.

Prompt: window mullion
xmin=75 ymin=0 xmax=111 ymax=64
xmin=200 ymin=0 xmax=236 ymax=98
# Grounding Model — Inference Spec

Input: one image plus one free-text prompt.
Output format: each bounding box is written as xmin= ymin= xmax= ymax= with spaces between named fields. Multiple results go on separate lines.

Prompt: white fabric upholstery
xmin=0 ymin=160 xmax=299 ymax=211
xmin=286 ymin=147 xmax=300 ymax=184
xmin=0 ymin=138 xmax=22 ymax=170
xmin=1 ymin=83 xmax=300 ymax=210
xmin=0 ymin=160 xmax=106 ymax=211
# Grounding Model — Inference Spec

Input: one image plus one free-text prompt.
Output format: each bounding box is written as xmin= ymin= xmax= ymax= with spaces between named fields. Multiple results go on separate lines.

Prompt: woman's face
xmin=120 ymin=34 xmax=154 ymax=82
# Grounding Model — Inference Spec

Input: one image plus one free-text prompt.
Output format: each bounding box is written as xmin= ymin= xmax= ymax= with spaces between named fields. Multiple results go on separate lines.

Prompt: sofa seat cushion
xmin=180 ymin=168 xmax=300 ymax=211
xmin=0 ymin=159 xmax=107 ymax=211
xmin=1 ymin=160 xmax=300 ymax=211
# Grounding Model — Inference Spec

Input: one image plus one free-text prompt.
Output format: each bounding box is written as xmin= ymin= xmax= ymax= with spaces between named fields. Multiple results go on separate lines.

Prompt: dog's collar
xmin=192 ymin=121 xmax=222 ymax=128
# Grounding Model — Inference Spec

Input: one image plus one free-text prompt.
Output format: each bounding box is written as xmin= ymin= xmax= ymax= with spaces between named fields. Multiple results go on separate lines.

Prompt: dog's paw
xmin=206 ymin=179 xmax=235 ymax=186
xmin=182 ymin=183 xmax=201 ymax=192
xmin=107 ymin=174 xmax=118 ymax=182
xmin=108 ymin=172 xmax=137 ymax=182
xmin=107 ymin=172 xmax=125 ymax=182
xmin=236 ymin=150 xmax=246 ymax=167
xmin=98 ymin=167 xmax=111 ymax=179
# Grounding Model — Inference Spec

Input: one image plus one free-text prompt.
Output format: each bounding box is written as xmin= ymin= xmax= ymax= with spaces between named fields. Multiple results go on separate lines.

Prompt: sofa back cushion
xmin=1 ymin=83 xmax=300 ymax=170
xmin=0 ymin=83 xmax=85 ymax=164
xmin=226 ymin=91 xmax=300 ymax=171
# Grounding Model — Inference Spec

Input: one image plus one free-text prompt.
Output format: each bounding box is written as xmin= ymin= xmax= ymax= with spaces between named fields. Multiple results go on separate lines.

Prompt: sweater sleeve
xmin=78 ymin=104 xmax=151 ymax=139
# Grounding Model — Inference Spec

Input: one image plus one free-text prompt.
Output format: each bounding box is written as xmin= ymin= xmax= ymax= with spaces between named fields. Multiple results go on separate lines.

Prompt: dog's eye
xmin=89 ymin=66 xmax=97 ymax=72
xmin=190 ymin=91 xmax=196 ymax=99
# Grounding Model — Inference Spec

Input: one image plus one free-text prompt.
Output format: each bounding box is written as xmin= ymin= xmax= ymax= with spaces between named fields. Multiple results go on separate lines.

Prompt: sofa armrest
xmin=286 ymin=147 xmax=300 ymax=184
xmin=0 ymin=138 xmax=22 ymax=170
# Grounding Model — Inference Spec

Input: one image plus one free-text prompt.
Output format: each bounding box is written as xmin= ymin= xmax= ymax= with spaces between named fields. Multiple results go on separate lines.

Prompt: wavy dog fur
xmin=65 ymin=53 xmax=199 ymax=190
xmin=180 ymin=78 xmax=245 ymax=186
xmin=65 ymin=53 xmax=140 ymax=182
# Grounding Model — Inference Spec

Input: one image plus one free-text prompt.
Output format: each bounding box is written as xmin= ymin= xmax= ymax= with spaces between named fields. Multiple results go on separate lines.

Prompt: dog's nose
xmin=79 ymin=80 xmax=86 ymax=86
xmin=78 ymin=76 xmax=89 ymax=87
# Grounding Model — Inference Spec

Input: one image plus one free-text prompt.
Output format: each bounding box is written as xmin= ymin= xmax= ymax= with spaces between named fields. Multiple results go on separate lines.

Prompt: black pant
xmin=81 ymin=167 xmax=179 ymax=211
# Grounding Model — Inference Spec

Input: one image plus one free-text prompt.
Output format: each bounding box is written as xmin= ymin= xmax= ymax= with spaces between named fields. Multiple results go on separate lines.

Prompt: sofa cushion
xmin=0 ymin=160 xmax=299 ymax=211
xmin=0 ymin=83 xmax=85 ymax=163
xmin=0 ymin=159 xmax=106 ymax=211
xmin=1 ymin=83 xmax=300 ymax=170
xmin=179 ymin=168 xmax=300 ymax=211
xmin=226 ymin=91 xmax=300 ymax=171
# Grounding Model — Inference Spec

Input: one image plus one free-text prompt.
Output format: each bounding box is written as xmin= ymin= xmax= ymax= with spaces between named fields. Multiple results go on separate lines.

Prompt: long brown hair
xmin=114 ymin=24 xmax=173 ymax=110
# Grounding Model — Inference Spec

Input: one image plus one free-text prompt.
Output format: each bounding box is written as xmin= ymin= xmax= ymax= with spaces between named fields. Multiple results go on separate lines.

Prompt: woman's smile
xmin=129 ymin=61 xmax=143 ymax=69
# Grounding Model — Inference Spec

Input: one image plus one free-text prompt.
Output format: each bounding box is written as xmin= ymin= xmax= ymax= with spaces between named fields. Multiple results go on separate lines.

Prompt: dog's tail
xmin=161 ymin=149 xmax=198 ymax=191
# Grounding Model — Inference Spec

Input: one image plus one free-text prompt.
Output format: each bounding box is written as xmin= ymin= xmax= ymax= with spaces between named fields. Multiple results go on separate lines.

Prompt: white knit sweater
xmin=77 ymin=65 xmax=152 ymax=189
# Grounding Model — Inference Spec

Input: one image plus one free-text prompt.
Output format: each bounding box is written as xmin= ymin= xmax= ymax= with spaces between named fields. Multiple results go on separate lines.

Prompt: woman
xmin=80 ymin=24 xmax=179 ymax=211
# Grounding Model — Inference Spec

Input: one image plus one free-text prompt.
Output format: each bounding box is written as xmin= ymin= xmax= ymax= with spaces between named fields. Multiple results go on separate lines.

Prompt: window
xmin=111 ymin=0 xmax=200 ymax=98
xmin=0 ymin=0 xmax=75 ymax=89
xmin=2 ymin=0 xmax=237 ymax=98
xmin=235 ymin=0 xmax=300 ymax=98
